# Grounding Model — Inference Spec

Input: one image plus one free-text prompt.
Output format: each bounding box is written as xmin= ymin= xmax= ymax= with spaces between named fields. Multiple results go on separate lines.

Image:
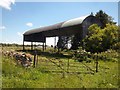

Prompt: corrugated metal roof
xmin=24 ymin=15 xmax=89 ymax=35
xmin=61 ymin=15 xmax=89 ymax=28
xmin=24 ymin=22 xmax=64 ymax=35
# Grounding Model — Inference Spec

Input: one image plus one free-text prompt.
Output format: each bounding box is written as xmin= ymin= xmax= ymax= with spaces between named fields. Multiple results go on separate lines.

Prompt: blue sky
xmin=0 ymin=2 xmax=118 ymax=45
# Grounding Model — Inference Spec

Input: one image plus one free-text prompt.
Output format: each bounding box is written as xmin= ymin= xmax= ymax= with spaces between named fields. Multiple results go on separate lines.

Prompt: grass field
xmin=1 ymin=46 xmax=119 ymax=88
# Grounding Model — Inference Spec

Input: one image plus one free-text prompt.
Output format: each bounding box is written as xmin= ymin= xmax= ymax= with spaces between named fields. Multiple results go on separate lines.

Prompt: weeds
xmin=1 ymin=47 xmax=119 ymax=88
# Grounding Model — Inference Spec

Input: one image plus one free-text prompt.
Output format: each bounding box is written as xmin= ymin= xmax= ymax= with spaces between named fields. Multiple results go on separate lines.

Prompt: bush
xmin=111 ymin=42 xmax=120 ymax=51
xmin=83 ymin=24 xmax=119 ymax=53
xmin=72 ymin=47 xmax=119 ymax=62
xmin=96 ymin=49 xmax=119 ymax=62
xmin=72 ymin=47 xmax=91 ymax=62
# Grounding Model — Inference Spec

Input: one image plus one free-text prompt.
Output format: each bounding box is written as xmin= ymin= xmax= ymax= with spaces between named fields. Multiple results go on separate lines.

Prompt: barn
xmin=23 ymin=14 xmax=102 ymax=50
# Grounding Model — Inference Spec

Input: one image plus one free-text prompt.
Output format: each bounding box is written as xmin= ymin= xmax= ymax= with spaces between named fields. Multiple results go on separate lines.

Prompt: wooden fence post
xmin=36 ymin=54 xmax=38 ymax=66
xmin=96 ymin=54 xmax=98 ymax=72
xmin=67 ymin=58 xmax=70 ymax=73
xmin=62 ymin=71 xmax=65 ymax=78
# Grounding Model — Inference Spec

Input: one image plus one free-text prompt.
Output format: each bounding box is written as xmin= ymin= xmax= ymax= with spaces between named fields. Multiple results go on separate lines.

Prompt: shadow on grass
xmin=16 ymin=49 xmax=72 ymax=59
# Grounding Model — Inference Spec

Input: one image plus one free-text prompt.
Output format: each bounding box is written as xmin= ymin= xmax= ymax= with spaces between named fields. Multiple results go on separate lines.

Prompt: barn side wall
xmin=82 ymin=16 xmax=102 ymax=39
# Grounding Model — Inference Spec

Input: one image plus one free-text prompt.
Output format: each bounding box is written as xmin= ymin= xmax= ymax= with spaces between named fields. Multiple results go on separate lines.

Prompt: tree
xmin=83 ymin=24 xmax=103 ymax=53
xmin=83 ymin=23 xmax=119 ymax=53
xmin=57 ymin=36 xmax=69 ymax=51
xmin=95 ymin=10 xmax=116 ymax=28
xmin=102 ymin=24 xmax=119 ymax=50
xmin=70 ymin=34 xmax=83 ymax=50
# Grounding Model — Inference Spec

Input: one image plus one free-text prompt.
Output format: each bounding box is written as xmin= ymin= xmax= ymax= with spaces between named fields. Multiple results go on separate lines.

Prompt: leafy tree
xmin=57 ymin=36 xmax=69 ymax=51
xmin=102 ymin=24 xmax=119 ymax=50
xmin=95 ymin=10 xmax=116 ymax=28
xmin=70 ymin=34 xmax=83 ymax=50
xmin=83 ymin=24 xmax=103 ymax=53
xmin=83 ymin=23 xmax=118 ymax=53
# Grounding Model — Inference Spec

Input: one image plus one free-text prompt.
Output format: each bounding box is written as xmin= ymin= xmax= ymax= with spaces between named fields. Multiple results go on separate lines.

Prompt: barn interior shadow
xmin=16 ymin=50 xmax=72 ymax=59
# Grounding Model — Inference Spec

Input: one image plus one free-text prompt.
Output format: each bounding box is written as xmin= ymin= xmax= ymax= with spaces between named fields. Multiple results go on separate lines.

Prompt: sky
xmin=0 ymin=0 xmax=119 ymax=46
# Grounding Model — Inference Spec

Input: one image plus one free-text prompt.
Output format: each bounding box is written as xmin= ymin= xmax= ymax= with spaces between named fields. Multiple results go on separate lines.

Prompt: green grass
xmin=1 ymin=47 xmax=119 ymax=88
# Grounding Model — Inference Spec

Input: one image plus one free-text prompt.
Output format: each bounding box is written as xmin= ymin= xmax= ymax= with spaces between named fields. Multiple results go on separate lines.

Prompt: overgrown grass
xmin=2 ymin=57 xmax=119 ymax=88
xmin=1 ymin=47 xmax=119 ymax=88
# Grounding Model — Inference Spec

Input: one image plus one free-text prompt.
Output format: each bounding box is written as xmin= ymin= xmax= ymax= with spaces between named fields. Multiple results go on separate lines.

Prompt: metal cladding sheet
xmin=61 ymin=15 xmax=89 ymax=28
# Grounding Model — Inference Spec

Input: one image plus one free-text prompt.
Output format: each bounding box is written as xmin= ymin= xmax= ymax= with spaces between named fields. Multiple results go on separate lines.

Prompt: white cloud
xmin=0 ymin=26 xmax=6 ymax=30
xmin=26 ymin=22 xmax=33 ymax=27
xmin=17 ymin=32 xmax=23 ymax=37
xmin=0 ymin=0 xmax=15 ymax=10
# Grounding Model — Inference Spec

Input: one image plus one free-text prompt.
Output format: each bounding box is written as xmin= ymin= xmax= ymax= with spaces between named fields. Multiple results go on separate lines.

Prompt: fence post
xmin=96 ymin=54 xmax=98 ymax=72
xmin=62 ymin=71 xmax=66 ymax=78
xmin=67 ymin=58 xmax=70 ymax=73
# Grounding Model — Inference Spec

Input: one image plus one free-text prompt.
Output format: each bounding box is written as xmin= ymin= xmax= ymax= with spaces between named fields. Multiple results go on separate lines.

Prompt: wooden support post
xmin=54 ymin=37 xmax=56 ymax=52
xmin=31 ymin=42 xmax=33 ymax=51
xmin=33 ymin=50 xmax=37 ymax=68
xmin=45 ymin=37 xmax=46 ymax=50
xmin=67 ymin=42 xmax=68 ymax=49
xmin=34 ymin=42 xmax=37 ymax=50
xmin=34 ymin=42 xmax=35 ymax=50
xmin=23 ymin=36 xmax=25 ymax=51
xmin=57 ymin=36 xmax=60 ymax=53
xmin=33 ymin=42 xmax=35 ymax=50
xmin=43 ymin=42 xmax=44 ymax=51
xmin=45 ymin=42 xmax=46 ymax=50
xmin=67 ymin=37 xmax=69 ymax=49
xmin=23 ymin=40 xmax=25 ymax=51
